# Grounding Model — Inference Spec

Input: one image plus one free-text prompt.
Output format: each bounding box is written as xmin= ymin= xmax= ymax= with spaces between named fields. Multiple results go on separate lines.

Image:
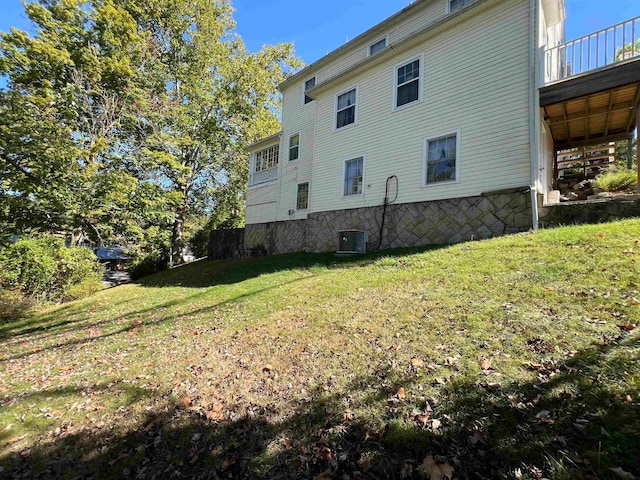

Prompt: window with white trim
xmin=425 ymin=133 xmax=458 ymax=185
xmin=304 ymin=77 xmax=316 ymax=104
xmin=336 ymin=87 xmax=357 ymax=130
xmin=449 ymin=0 xmax=474 ymax=13
xmin=344 ymin=157 xmax=363 ymax=195
xmin=289 ymin=133 xmax=299 ymax=161
xmin=369 ymin=37 xmax=387 ymax=56
xmin=250 ymin=144 xmax=279 ymax=186
xmin=395 ymin=58 xmax=421 ymax=108
xmin=297 ymin=182 xmax=309 ymax=210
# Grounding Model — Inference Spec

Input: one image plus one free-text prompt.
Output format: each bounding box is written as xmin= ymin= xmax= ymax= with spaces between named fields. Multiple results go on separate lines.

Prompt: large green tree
xmin=133 ymin=0 xmax=300 ymax=263
xmin=1 ymin=0 xmax=299 ymax=263
xmin=0 ymin=0 xmax=166 ymax=245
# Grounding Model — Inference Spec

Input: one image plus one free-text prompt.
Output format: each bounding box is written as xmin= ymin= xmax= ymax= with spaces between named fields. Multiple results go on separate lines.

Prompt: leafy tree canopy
xmin=1 ymin=0 xmax=301 ymax=263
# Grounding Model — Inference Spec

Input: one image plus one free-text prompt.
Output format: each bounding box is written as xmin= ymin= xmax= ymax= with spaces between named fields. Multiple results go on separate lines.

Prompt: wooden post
xmin=553 ymin=149 xmax=558 ymax=189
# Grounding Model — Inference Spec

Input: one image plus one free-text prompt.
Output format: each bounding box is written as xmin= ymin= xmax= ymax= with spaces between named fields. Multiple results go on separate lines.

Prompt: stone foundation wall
xmin=245 ymin=223 xmax=267 ymax=251
xmin=244 ymin=188 xmax=533 ymax=254
xmin=265 ymin=220 xmax=307 ymax=254
xmin=539 ymin=198 xmax=640 ymax=227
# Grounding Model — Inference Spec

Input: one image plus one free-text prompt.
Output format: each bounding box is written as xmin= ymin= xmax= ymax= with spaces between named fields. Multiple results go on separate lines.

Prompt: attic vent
xmin=337 ymin=230 xmax=369 ymax=255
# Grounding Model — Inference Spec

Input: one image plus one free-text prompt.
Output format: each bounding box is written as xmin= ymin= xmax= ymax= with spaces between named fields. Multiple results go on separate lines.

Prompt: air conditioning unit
xmin=337 ymin=230 xmax=369 ymax=255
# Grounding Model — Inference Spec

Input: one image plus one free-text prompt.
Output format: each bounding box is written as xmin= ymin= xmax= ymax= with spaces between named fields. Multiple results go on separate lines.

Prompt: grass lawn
xmin=1 ymin=220 xmax=639 ymax=479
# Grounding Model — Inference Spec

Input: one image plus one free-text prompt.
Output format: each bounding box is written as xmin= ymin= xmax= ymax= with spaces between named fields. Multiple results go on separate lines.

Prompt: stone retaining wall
xmin=539 ymin=198 xmax=640 ymax=227
xmin=245 ymin=188 xmax=533 ymax=254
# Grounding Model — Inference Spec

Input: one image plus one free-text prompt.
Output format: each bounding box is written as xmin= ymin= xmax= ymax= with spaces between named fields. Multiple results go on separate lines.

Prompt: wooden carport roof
xmin=539 ymin=59 xmax=640 ymax=150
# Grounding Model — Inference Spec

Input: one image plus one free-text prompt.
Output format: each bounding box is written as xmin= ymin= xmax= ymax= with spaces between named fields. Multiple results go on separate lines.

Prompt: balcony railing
xmin=544 ymin=16 xmax=640 ymax=84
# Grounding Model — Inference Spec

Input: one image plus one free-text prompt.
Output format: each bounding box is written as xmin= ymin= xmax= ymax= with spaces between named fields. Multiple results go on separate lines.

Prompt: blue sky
xmin=0 ymin=0 xmax=638 ymax=65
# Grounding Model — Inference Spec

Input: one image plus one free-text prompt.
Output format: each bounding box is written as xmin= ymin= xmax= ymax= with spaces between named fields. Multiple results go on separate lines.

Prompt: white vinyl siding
xmin=310 ymin=0 xmax=531 ymax=214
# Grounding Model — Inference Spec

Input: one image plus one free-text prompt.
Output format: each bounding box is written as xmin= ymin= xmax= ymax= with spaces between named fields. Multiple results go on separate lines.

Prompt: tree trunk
xmin=171 ymin=194 xmax=189 ymax=266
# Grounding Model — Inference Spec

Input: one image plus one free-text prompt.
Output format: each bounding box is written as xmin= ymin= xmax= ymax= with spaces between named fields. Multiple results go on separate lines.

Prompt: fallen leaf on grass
xmin=411 ymin=358 xmax=424 ymax=368
xmin=396 ymin=387 xmax=406 ymax=400
xmin=419 ymin=455 xmax=454 ymax=480
xmin=314 ymin=469 xmax=332 ymax=480
xmin=177 ymin=397 xmax=192 ymax=409
xmin=479 ymin=358 xmax=492 ymax=370
xmin=618 ymin=324 xmax=636 ymax=331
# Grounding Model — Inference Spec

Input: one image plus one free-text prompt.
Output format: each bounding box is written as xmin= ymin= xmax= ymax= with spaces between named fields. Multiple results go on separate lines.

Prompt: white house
xmin=244 ymin=0 xmax=640 ymax=254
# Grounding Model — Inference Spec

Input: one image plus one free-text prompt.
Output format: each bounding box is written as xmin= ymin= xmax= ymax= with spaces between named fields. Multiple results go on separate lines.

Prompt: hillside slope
xmin=1 ymin=220 xmax=639 ymax=479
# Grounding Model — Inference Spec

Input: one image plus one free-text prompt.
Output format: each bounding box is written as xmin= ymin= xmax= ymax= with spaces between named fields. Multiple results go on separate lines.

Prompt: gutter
xmin=529 ymin=0 xmax=540 ymax=231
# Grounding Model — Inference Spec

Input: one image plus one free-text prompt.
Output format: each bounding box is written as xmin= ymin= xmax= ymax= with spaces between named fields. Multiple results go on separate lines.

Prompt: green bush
xmin=129 ymin=251 xmax=167 ymax=280
xmin=595 ymin=169 xmax=638 ymax=192
xmin=0 ymin=237 xmax=103 ymax=306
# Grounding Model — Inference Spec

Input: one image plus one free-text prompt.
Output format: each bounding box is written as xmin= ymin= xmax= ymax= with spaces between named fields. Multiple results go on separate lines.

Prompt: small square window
xmin=344 ymin=157 xmax=363 ymax=195
xmin=425 ymin=134 xmax=458 ymax=184
xmin=297 ymin=182 xmax=309 ymax=210
xmin=449 ymin=0 xmax=474 ymax=13
xmin=336 ymin=87 xmax=357 ymax=130
xmin=289 ymin=133 xmax=299 ymax=161
xmin=395 ymin=58 xmax=421 ymax=108
xmin=304 ymin=77 xmax=316 ymax=104
xmin=369 ymin=37 xmax=387 ymax=56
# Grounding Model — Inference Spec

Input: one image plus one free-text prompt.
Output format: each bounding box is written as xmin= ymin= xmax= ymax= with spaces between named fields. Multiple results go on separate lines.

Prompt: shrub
xmin=129 ymin=251 xmax=167 ymax=280
xmin=0 ymin=237 xmax=103 ymax=307
xmin=595 ymin=169 xmax=638 ymax=192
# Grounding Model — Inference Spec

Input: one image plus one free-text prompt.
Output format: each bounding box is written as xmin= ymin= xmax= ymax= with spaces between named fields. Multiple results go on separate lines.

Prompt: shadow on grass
xmin=0 ymin=245 xmax=445 ymax=349
xmin=0 ymin=274 xmax=315 ymax=362
xmin=138 ymin=245 xmax=445 ymax=289
xmin=2 ymin=333 xmax=638 ymax=479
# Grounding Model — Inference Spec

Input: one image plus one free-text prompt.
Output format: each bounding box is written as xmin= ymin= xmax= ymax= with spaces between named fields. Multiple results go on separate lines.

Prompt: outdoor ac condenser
xmin=337 ymin=230 xmax=368 ymax=254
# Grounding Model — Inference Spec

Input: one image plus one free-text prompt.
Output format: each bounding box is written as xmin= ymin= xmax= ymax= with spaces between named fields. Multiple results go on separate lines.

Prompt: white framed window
xmin=289 ymin=133 xmax=300 ymax=161
xmin=449 ymin=0 xmax=474 ymax=13
xmin=303 ymin=76 xmax=316 ymax=105
xmin=394 ymin=56 xmax=422 ymax=109
xmin=249 ymin=144 xmax=279 ymax=186
xmin=369 ymin=37 xmax=387 ymax=56
xmin=343 ymin=157 xmax=364 ymax=196
xmin=297 ymin=182 xmax=309 ymax=210
xmin=424 ymin=131 xmax=460 ymax=185
xmin=335 ymin=86 xmax=358 ymax=130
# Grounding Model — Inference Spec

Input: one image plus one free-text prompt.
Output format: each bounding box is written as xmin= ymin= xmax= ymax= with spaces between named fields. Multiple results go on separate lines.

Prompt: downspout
xmin=529 ymin=0 xmax=540 ymax=231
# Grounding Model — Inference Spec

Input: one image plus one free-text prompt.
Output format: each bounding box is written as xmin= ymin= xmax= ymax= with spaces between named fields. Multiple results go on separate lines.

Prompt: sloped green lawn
xmin=1 ymin=220 xmax=639 ymax=479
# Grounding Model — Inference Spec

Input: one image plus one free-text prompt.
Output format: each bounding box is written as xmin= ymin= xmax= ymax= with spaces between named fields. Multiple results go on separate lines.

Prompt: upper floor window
xmin=395 ymin=57 xmax=421 ymax=109
xmin=297 ymin=182 xmax=309 ymax=210
xmin=304 ymin=77 xmax=316 ymax=104
xmin=250 ymin=144 xmax=279 ymax=186
xmin=369 ymin=37 xmax=387 ymax=56
xmin=344 ymin=157 xmax=364 ymax=196
xmin=336 ymin=87 xmax=357 ymax=130
xmin=449 ymin=0 xmax=474 ymax=13
xmin=289 ymin=133 xmax=299 ymax=161
xmin=425 ymin=133 xmax=458 ymax=185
